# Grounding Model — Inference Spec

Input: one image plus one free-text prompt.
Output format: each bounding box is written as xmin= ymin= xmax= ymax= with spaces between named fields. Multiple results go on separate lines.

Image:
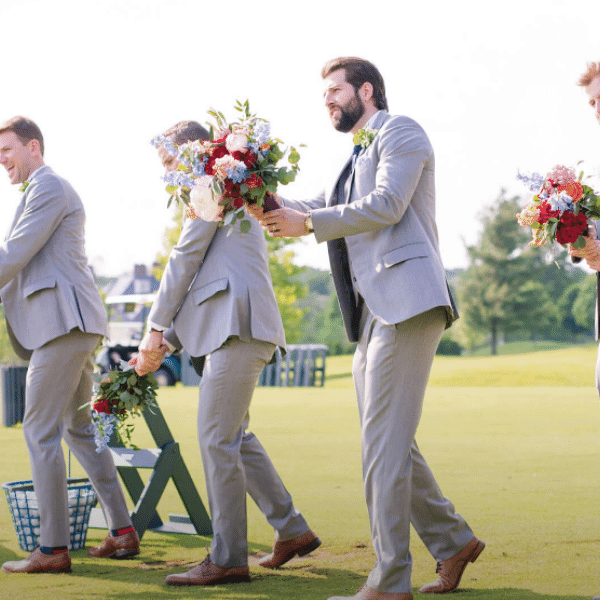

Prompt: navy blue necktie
xmin=351 ymin=144 xmax=362 ymax=171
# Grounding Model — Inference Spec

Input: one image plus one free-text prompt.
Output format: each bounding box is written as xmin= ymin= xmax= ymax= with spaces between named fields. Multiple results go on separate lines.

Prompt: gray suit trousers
xmin=353 ymin=306 xmax=474 ymax=593
xmin=197 ymin=336 xmax=309 ymax=567
xmin=23 ymin=329 xmax=132 ymax=547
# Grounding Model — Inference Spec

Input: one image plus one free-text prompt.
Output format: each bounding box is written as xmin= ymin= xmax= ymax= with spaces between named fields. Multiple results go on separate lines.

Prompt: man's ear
xmin=27 ymin=138 xmax=41 ymax=157
xmin=360 ymin=81 xmax=374 ymax=104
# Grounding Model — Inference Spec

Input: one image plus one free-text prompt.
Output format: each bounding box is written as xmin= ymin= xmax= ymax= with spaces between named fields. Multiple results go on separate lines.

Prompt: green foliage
xmin=572 ymin=274 xmax=597 ymax=330
xmin=435 ymin=333 xmax=462 ymax=355
xmin=266 ymin=235 xmax=308 ymax=344
xmin=84 ymin=369 xmax=159 ymax=449
xmin=153 ymin=203 xmax=184 ymax=281
xmin=294 ymin=267 xmax=355 ymax=355
xmin=458 ymin=190 xmax=592 ymax=355
xmin=0 ymin=306 xmax=27 ymax=365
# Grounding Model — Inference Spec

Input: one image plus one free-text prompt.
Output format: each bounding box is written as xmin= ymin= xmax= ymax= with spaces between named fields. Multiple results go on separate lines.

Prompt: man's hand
xmin=250 ymin=207 xmax=309 ymax=238
xmin=569 ymin=222 xmax=600 ymax=271
xmin=133 ymin=330 xmax=167 ymax=376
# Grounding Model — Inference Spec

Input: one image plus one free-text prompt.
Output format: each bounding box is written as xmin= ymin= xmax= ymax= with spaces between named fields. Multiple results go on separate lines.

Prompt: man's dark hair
xmin=0 ymin=116 xmax=45 ymax=156
xmin=322 ymin=57 xmax=388 ymax=111
xmin=163 ymin=120 xmax=210 ymax=144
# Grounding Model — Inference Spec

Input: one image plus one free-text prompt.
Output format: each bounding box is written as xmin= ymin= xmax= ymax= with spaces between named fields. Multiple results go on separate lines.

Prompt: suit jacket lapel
xmin=328 ymin=158 xmax=353 ymax=207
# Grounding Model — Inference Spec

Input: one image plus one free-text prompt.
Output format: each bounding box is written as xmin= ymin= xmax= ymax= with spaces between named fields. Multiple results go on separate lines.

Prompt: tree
xmin=153 ymin=204 xmax=184 ymax=281
xmin=266 ymin=236 xmax=307 ymax=343
xmin=572 ymin=274 xmax=597 ymax=331
xmin=459 ymin=190 xmax=557 ymax=355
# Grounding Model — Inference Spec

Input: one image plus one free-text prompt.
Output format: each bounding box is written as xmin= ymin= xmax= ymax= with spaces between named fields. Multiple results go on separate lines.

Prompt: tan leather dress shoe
xmin=258 ymin=529 xmax=321 ymax=568
xmin=165 ymin=554 xmax=250 ymax=586
xmin=2 ymin=548 xmax=71 ymax=574
xmin=87 ymin=530 xmax=140 ymax=559
xmin=419 ymin=536 xmax=485 ymax=593
xmin=328 ymin=584 xmax=412 ymax=599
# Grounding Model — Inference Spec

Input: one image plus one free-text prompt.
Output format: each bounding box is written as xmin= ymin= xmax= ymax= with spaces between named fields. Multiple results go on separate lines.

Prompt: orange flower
xmin=557 ymin=182 xmax=584 ymax=202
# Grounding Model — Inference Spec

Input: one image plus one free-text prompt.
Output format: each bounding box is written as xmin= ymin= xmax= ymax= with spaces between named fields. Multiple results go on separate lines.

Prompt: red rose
xmin=233 ymin=150 xmax=256 ymax=168
xmin=233 ymin=197 xmax=244 ymax=209
xmin=556 ymin=225 xmax=579 ymax=244
xmin=93 ymin=399 xmax=111 ymax=414
xmin=204 ymin=146 xmax=229 ymax=175
xmin=537 ymin=201 xmax=560 ymax=224
xmin=245 ymin=174 xmax=263 ymax=189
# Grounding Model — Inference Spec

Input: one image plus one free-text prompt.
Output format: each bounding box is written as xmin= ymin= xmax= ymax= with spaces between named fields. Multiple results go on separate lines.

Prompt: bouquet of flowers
xmin=151 ymin=100 xmax=302 ymax=233
xmin=82 ymin=366 xmax=159 ymax=453
xmin=516 ymin=164 xmax=600 ymax=252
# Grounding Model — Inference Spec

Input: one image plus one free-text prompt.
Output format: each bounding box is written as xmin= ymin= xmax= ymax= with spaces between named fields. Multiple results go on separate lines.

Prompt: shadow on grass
xmin=0 ymin=552 xmax=593 ymax=600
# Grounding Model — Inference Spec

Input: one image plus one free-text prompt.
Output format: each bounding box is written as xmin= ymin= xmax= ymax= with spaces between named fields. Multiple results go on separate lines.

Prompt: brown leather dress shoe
xmin=87 ymin=530 xmax=140 ymax=559
xmin=258 ymin=529 xmax=321 ymax=568
xmin=419 ymin=536 xmax=485 ymax=593
xmin=2 ymin=548 xmax=72 ymax=574
xmin=328 ymin=584 xmax=412 ymax=599
xmin=165 ymin=554 xmax=250 ymax=586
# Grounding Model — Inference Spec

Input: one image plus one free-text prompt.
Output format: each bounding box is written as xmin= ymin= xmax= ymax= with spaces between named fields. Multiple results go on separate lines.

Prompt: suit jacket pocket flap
xmin=24 ymin=275 xmax=57 ymax=297
xmin=192 ymin=278 xmax=229 ymax=305
xmin=383 ymin=243 xmax=429 ymax=268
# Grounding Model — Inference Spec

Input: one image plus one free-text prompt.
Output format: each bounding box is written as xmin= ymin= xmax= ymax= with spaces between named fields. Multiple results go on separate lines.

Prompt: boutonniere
xmin=353 ymin=127 xmax=379 ymax=150
xmin=19 ymin=181 xmax=30 ymax=193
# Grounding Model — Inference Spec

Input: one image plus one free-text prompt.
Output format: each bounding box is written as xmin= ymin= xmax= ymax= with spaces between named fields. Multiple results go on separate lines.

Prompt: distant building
xmin=104 ymin=265 xmax=160 ymax=345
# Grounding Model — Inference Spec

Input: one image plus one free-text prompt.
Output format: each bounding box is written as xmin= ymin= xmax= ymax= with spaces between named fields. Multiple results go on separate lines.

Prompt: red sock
xmin=111 ymin=526 xmax=135 ymax=537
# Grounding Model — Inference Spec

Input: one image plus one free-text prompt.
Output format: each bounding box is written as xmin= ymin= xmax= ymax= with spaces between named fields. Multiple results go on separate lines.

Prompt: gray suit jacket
xmin=148 ymin=215 xmax=286 ymax=360
xmin=285 ymin=110 xmax=457 ymax=342
xmin=0 ymin=165 xmax=108 ymax=358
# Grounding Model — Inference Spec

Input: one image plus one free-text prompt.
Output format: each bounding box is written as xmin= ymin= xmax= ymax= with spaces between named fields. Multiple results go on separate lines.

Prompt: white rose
xmin=225 ymin=131 xmax=248 ymax=153
xmin=190 ymin=176 xmax=222 ymax=222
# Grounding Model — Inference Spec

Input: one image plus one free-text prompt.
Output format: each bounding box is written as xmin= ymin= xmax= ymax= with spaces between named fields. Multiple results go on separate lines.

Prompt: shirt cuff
xmin=147 ymin=320 xmax=168 ymax=333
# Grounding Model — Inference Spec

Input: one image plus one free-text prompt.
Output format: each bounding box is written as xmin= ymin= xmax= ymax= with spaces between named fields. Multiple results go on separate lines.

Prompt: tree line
xmin=0 ymin=191 xmax=594 ymax=365
xmin=291 ymin=191 xmax=596 ymax=356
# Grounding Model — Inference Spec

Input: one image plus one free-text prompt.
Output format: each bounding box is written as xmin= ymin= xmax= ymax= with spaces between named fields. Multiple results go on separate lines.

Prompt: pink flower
xmin=545 ymin=165 xmax=577 ymax=188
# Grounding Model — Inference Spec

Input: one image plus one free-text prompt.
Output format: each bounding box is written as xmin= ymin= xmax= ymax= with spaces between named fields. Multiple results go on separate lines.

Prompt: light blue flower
xmin=163 ymin=171 xmax=194 ymax=189
xmin=192 ymin=158 xmax=207 ymax=177
xmin=254 ymin=121 xmax=271 ymax=146
xmin=150 ymin=134 xmax=167 ymax=148
xmin=163 ymin=139 xmax=178 ymax=157
xmin=93 ymin=413 xmax=118 ymax=453
xmin=548 ymin=191 xmax=573 ymax=212
xmin=516 ymin=171 xmax=545 ymax=192
xmin=228 ymin=163 xmax=248 ymax=184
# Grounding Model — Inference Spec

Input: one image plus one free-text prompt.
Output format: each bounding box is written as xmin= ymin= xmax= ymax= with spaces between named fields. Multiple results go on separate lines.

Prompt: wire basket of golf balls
xmin=2 ymin=478 xmax=98 ymax=552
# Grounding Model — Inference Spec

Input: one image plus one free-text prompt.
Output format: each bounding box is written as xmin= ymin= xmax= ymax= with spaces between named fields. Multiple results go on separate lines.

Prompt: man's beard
xmin=332 ymin=92 xmax=365 ymax=132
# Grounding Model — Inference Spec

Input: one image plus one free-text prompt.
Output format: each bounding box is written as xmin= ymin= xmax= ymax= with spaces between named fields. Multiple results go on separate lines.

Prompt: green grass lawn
xmin=1 ymin=348 xmax=600 ymax=598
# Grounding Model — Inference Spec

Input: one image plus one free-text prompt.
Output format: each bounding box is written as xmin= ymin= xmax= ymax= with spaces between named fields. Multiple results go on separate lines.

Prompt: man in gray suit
xmin=565 ymin=60 xmax=600 ymax=600
xmin=570 ymin=61 xmax=600 ymax=394
xmin=252 ymin=58 xmax=484 ymax=599
xmin=0 ymin=117 xmax=138 ymax=574
xmin=133 ymin=120 xmax=320 ymax=587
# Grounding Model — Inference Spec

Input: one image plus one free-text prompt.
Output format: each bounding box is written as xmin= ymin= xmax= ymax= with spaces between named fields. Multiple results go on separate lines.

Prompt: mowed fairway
xmin=1 ymin=346 xmax=600 ymax=599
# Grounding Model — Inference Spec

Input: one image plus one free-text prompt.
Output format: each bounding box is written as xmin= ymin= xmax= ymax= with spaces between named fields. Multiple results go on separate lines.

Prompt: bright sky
xmin=1 ymin=0 xmax=600 ymax=276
